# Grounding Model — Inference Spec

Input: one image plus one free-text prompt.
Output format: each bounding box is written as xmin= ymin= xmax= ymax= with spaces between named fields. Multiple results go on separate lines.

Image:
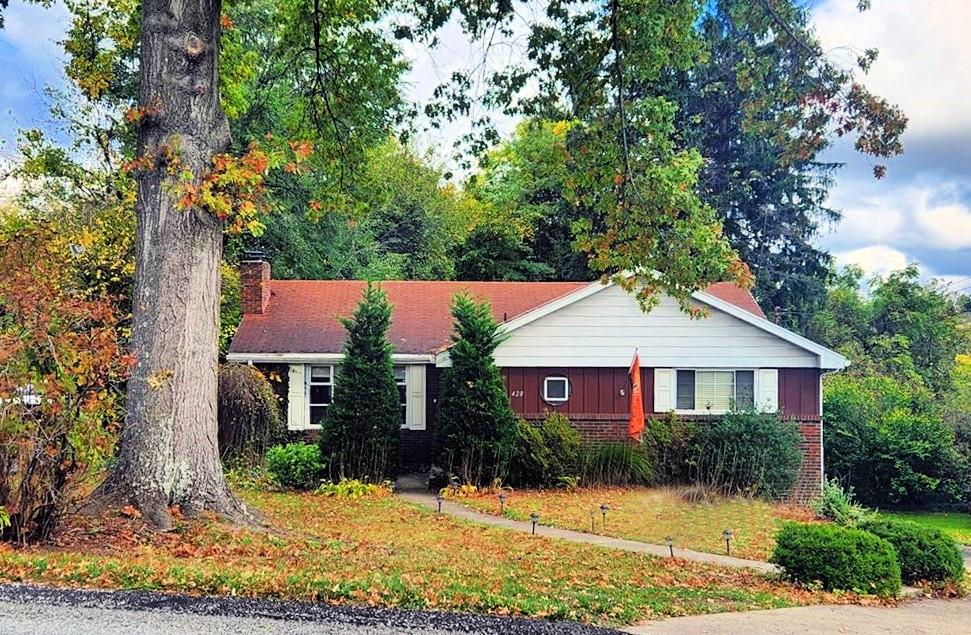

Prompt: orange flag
xmin=628 ymin=350 xmax=645 ymax=442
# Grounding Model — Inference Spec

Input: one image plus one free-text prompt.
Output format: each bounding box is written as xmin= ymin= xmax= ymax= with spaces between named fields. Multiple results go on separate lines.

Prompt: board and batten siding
xmin=503 ymin=366 xmax=821 ymax=419
xmin=503 ymin=367 xmax=653 ymax=418
xmin=494 ymin=285 xmax=818 ymax=368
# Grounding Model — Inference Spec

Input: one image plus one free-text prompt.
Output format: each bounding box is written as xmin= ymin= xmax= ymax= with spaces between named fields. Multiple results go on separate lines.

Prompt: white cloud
xmin=814 ymin=0 xmax=971 ymax=141
xmin=824 ymin=180 xmax=971 ymax=251
xmin=834 ymin=245 xmax=909 ymax=277
xmin=835 ymin=199 xmax=904 ymax=244
xmin=916 ymin=203 xmax=971 ymax=249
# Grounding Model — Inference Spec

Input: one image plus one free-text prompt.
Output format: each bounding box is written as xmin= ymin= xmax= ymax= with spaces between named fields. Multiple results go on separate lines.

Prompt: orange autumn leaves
xmin=122 ymin=135 xmax=316 ymax=236
xmin=175 ymin=139 xmax=315 ymax=236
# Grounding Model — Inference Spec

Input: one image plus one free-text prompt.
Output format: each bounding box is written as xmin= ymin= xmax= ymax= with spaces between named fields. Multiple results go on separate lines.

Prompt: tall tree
xmin=422 ymin=1 xmax=904 ymax=312
xmin=664 ymin=0 xmax=905 ymax=328
xmin=98 ymin=0 xmax=244 ymax=528
xmin=467 ymin=120 xmax=592 ymax=281
xmin=807 ymin=265 xmax=969 ymax=400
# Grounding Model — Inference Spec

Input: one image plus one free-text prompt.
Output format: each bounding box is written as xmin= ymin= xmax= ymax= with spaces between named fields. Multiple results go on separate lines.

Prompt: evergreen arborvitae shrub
xmin=771 ymin=523 xmax=902 ymax=596
xmin=320 ymin=283 xmax=400 ymax=481
xmin=217 ymin=364 xmax=283 ymax=465
xmin=859 ymin=518 xmax=965 ymax=584
xmin=436 ymin=294 xmax=517 ymax=486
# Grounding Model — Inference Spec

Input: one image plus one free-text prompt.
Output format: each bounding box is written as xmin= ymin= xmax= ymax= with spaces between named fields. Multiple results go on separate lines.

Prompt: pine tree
xmin=436 ymin=294 xmax=517 ymax=486
xmin=320 ymin=283 xmax=400 ymax=481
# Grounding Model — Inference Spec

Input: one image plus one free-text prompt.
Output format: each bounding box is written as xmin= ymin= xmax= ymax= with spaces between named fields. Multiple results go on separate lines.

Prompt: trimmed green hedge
xmin=860 ymin=518 xmax=965 ymax=584
xmin=771 ymin=523 xmax=901 ymax=596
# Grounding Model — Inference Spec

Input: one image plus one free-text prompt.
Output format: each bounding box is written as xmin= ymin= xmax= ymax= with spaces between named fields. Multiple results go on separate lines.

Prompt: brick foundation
xmin=787 ymin=419 xmax=823 ymax=504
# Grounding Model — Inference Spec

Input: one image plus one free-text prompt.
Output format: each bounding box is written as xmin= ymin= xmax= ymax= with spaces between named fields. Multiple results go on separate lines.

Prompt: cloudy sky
xmin=1 ymin=0 xmax=969 ymax=291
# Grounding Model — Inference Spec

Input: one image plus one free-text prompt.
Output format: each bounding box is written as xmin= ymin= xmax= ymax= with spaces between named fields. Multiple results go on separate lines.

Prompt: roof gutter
xmin=225 ymin=352 xmax=436 ymax=364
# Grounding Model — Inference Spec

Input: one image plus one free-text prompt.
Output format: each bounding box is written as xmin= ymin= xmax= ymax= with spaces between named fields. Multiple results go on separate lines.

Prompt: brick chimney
xmin=240 ymin=250 xmax=270 ymax=314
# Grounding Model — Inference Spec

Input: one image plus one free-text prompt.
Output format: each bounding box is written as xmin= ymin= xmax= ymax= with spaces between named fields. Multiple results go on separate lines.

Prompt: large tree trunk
xmin=104 ymin=0 xmax=245 ymax=529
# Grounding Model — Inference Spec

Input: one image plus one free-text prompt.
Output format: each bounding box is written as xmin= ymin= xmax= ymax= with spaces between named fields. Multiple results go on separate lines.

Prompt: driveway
xmin=623 ymin=597 xmax=971 ymax=635
xmin=0 ymin=584 xmax=616 ymax=635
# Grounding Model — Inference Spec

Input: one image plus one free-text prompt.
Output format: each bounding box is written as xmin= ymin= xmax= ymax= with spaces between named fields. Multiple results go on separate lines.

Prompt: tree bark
xmin=103 ymin=0 xmax=245 ymax=529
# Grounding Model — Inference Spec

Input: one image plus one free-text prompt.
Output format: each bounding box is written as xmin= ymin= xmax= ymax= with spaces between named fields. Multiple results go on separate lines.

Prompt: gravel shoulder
xmin=0 ymin=584 xmax=618 ymax=635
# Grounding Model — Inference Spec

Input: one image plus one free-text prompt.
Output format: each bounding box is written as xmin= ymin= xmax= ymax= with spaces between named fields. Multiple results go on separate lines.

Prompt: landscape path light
xmin=600 ymin=503 xmax=609 ymax=526
xmin=530 ymin=512 xmax=540 ymax=535
xmin=722 ymin=529 xmax=733 ymax=555
xmin=435 ymin=493 xmax=444 ymax=514
xmin=665 ymin=537 xmax=674 ymax=558
xmin=498 ymin=491 xmax=507 ymax=513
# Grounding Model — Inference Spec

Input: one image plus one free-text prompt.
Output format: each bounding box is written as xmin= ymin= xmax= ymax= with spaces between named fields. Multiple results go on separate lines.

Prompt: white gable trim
xmin=692 ymin=291 xmax=848 ymax=370
xmin=434 ymin=278 xmax=848 ymax=370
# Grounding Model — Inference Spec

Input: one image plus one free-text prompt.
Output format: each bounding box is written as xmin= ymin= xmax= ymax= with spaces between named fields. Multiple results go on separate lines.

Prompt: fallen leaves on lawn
xmin=0 ymin=491 xmax=883 ymax=626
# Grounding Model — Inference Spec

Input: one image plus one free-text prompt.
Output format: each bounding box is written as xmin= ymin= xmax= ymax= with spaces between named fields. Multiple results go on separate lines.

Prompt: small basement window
xmin=543 ymin=376 xmax=570 ymax=404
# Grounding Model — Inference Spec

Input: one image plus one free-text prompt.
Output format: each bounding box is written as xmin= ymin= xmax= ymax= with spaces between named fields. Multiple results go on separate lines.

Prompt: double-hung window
xmin=308 ymin=365 xmax=334 ymax=425
xmin=394 ymin=365 xmax=407 ymax=426
xmin=675 ymin=369 xmax=754 ymax=412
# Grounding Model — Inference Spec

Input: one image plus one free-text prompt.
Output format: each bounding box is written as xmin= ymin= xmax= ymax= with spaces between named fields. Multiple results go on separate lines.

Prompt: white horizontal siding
xmin=494 ymin=285 xmax=819 ymax=368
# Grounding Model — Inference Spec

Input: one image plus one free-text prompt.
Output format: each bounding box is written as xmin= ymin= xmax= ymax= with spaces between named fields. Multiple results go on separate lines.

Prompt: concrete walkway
xmin=622 ymin=597 xmax=971 ymax=634
xmin=399 ymin=491 xmax=776 ymax=572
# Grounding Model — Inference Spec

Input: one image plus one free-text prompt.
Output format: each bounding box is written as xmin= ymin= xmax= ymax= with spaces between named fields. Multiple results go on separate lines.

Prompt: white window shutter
xmin=757 ymin=369 xmax=779 ymax=413
xmin=406 ymin=365 xmax=426 ymax=430
xmin=287 ymin=364 xmax=308 ymax=430
xmin=654 ymin=368 xmax=674 ymax=412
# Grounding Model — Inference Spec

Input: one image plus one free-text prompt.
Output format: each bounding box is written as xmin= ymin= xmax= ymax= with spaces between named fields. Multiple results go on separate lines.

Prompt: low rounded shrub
xmin=265 ymin=443 xmax=326 ymax=490
xmin=859 ymin=518 xmax=965 ymax=584
xmin=771 ymin=522 xmax=901 ymax=596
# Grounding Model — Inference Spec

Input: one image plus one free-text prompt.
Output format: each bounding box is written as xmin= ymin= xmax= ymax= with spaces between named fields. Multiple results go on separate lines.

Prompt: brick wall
xmin=241 ymin=260 xmax=270 ymax=314
xmin=788 ymin=419 xmax=823 ymax=504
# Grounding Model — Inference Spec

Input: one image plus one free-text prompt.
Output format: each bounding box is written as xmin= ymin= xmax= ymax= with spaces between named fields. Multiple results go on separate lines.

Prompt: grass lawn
xmin=456 ymin=487 xmax=816 ymax=561
xmin=881 ymin=511 xmax=971 ymax=545
xmin=0 ymin=490 xmax=845 ymax=625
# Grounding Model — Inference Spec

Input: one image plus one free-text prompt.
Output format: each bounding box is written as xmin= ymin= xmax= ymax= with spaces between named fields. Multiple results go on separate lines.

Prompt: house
xmin=227 ymin=256 xmax=848 ymax=500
